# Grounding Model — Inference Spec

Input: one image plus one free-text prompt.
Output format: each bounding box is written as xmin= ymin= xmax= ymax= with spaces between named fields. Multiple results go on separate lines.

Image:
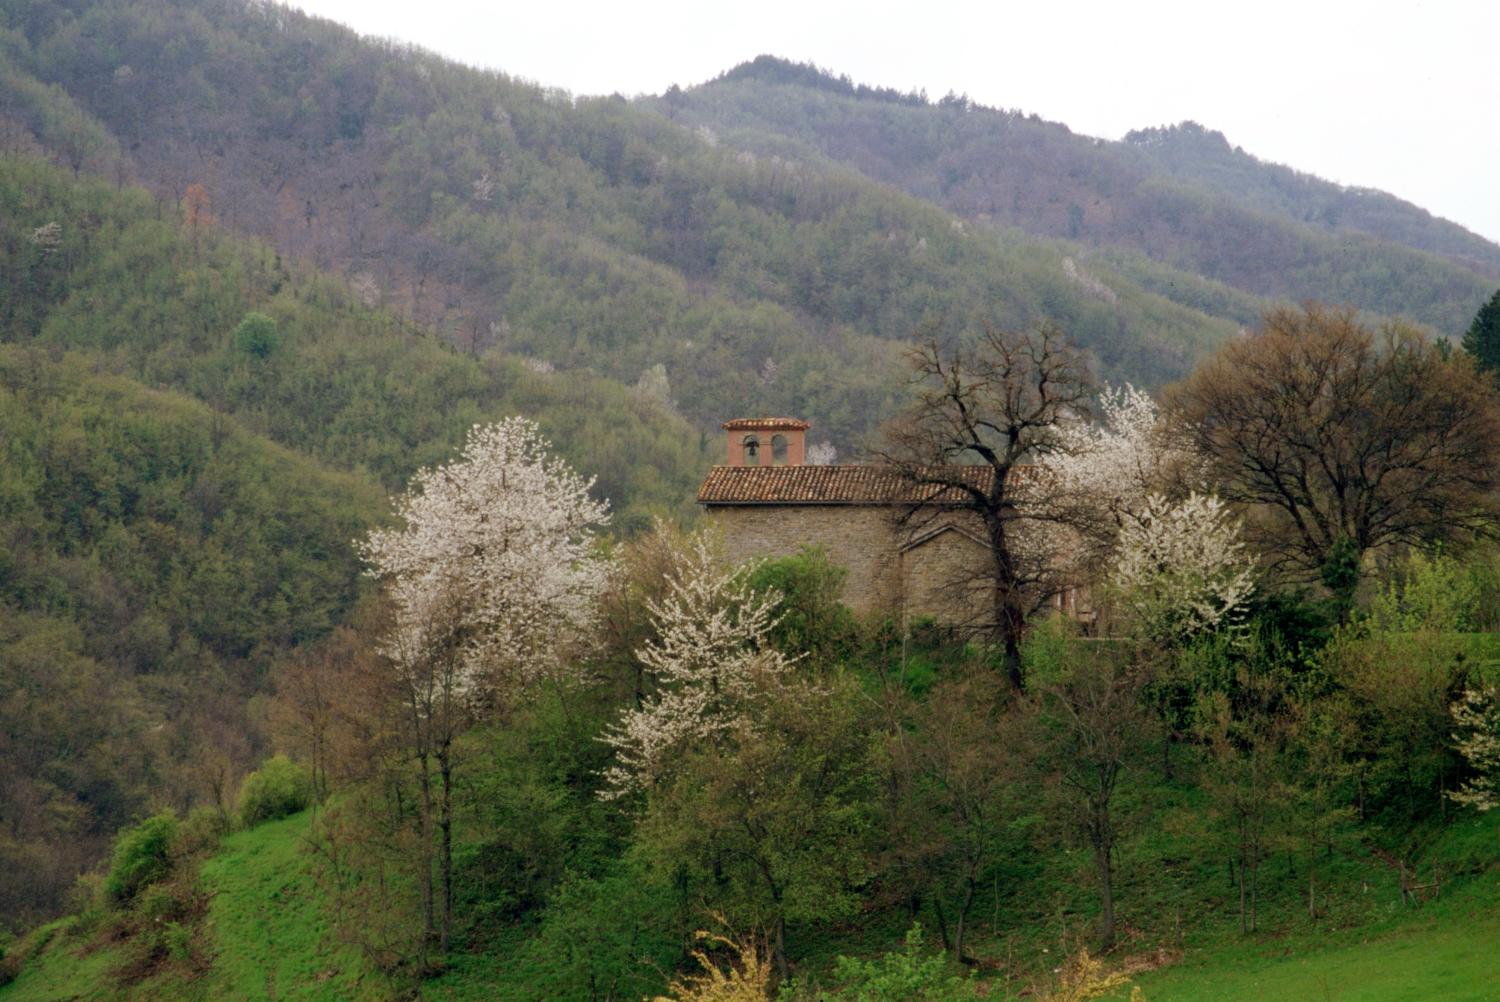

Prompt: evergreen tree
xmin=1462 ymin=288 xmax=1500 ymax=373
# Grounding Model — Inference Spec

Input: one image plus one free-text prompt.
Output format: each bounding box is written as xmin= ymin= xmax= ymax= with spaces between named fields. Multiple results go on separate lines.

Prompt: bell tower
xmin=722 ymin=417 xmax=810 ymax=467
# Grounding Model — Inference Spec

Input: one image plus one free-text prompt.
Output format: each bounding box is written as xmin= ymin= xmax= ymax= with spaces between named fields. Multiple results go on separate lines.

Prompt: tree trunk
xmin=1001 ymin=629 xmax=1025 ymax=693
xmin=438 ymin=738 xmax=454 ymax=954
xmin=1094 ymin=841 xmax=1115 ymax=951
xmin=1235 ymin=855 xmax=1247 ymax=935
xmin=1249 ymin=852 xmax=1259 ymax=932
xmin=989 ymin=523 xmax=1027 ymax=692
xmin=415 ymin=750 xmax=436 ymax=964
xmin=953 ymin=875 xmax=976 ymax=963
xmin=772 ymin=914 xmax=789 ymax=984
xmin=932 ymin=896 xmax=952 ymax=953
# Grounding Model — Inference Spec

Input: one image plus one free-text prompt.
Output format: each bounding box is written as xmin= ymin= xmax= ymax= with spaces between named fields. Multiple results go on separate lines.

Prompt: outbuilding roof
xmin=696 ymin=464 xmax=1001 ymax=505
xmin=720 ymin=417 xmax=812 ymax=431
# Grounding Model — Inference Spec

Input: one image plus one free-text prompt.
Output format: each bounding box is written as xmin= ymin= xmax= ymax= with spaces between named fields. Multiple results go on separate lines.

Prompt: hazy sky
xmin=292 ymin=0 xmax=1500 ymax=244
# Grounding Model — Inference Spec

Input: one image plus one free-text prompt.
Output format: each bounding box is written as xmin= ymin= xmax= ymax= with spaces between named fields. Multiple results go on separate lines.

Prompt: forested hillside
xmin=0 ymin=157 xmax=706 ymax=518
xmin=0 ymin=153 xmax=708 ymax=926
xmin=0 ymin=347 xmax=381 ymax=928
xmin=650 ymin=56 xmax=1499 ymax=334
xmin=2 ymin=0 xmax=1262 ymax=452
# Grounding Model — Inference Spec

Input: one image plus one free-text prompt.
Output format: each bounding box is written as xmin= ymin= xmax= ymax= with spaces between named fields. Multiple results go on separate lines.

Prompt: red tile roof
xmin=697 ymin=464 xmax=1000 ymax=505
xmin=721 ymin=417 xmax=812 ymax=431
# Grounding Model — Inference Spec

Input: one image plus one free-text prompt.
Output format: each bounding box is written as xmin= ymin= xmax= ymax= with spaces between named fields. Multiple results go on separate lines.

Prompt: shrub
xmin=105 ymin=812 xmax=179 ymax=903
xmin=823 ymin=925 xmax=976 ymax=1001
xmin=136 ymin=883 xmax=186 ymax=926
xmin=232 ymin=311 xmax=281 ymax=359
xmin=238 ymin=754 xmax=314 ymax=827
xmin=174 ymin=805 xmax=231 ymax=858
xmin=746 ymin=546 xmax=860 ymax=665
xmin=65 ymin=873 xmax=109 ymax=935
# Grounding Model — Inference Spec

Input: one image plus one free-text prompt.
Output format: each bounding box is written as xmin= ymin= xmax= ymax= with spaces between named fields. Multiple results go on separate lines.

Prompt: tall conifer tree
xmin=1462 ymin=288 xmax=1500 ymax=373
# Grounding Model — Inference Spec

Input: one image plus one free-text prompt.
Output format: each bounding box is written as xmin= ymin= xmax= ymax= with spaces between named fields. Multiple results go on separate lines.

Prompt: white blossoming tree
xmin=1043 ymin=383 xmax=1202 ymax=543
xmin=1449 ymin=686 xmax=1500 ymax=813
xmin=361 ymin=416 xmax=610 ymax=696
xmin=359 ymin=416 xmax=609 ymax=950
xmin=601 ymin=534 xmax=792 ymax=799
xmin=1032 ymin=384 xmax=1254 ymax=641
xmin=1110 ymin=492 xmax=1256 ymax=643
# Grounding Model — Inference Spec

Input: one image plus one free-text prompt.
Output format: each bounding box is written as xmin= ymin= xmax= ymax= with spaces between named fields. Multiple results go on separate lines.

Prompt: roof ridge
xmin=697 ymin=464 xmax=1000 ymax=505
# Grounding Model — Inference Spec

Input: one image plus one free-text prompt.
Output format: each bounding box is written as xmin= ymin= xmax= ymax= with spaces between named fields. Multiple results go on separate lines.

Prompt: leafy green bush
xmin=784 ymin=925 xmax=974 ymax=1000
xmin=747 ymin=546 xmax=861 ymax=665
xmin=232 ymin=311 xmax=281 ymax=359
xmin=0 ymin=938 xmax=16 ymax=988
xmin=105 ymin=811 xmax=179 ymax=903
xmin=237 ymin=755 xmax=314 ymax=828
xmin=174 ymin=805 xmax=231 ymax=858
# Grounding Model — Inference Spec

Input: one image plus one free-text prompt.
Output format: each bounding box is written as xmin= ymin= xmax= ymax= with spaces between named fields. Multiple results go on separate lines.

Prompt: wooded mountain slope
xmin=0 ymin=0 xmax=1281 ymax=451
xmin=649 ymin=56 xmax=1499 ymax=335
xmin=0 ymin=152 xmax=708 ymax=926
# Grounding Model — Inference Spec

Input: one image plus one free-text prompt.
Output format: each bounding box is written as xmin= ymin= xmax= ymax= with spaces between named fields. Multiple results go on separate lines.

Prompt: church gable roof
xmin=697 ymin=464 xmax=999 ymax=505
xmin=899 ymin=521 xmax=990 ymax=553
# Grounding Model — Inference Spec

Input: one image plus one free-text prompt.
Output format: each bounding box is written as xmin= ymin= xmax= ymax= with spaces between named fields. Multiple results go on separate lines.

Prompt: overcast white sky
xmin=292 ymin=0 xmax=1500 ymax=244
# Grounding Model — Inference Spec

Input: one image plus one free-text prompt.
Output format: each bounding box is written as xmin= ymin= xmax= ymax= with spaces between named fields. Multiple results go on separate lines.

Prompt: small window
xmin=742 ymin=434 xmax=761 ymax=465
xmin=771 ymin=434 xmax=788 ymax=465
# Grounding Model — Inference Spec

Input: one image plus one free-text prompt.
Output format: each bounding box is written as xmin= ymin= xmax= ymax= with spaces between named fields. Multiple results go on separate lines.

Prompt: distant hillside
xmin=3 ymin=0 xmax=1262 ymax=453
xmin=1123 ymin=121 xmax=1500 ymax=273
xmin=649 ymin=56 xmax=1499 ymax=335
xmin=0 ymin=346 xmax=381 ymax=930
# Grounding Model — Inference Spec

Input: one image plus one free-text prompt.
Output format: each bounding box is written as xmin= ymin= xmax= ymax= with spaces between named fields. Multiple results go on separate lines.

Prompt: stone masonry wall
xmin=900 ymin=525 xmax=993 ymax=628
xmin=707 ymin=505 xmax=904 ymax=617
xmin=707 ymin=505 xmax=993 ymax=624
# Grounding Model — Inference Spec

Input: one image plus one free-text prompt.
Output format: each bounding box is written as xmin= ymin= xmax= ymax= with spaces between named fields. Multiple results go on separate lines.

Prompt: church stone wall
xmin=706 ymin=505 xmax=994 ymax=625
xmin=706 ymin=505 xmax=904 ymax=617
xmin=900 ymin=526 xmax=993 ymax=628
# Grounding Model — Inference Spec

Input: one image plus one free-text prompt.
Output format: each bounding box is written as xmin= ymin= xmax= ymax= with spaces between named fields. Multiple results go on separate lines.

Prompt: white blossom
xmin=472 ymin=172 xmax=495 ymax=203
xmin=634 ymin=363 xmax=675 ymax=412
xmin=349 ymin=271 xmax=380 ymax=308
xmin=1061 ymin=256 xmax=1117 ymax=304
xmin=1110 ymin=492 xmax=1255 ymax=642
xmin=29 ymin=222 xmax=62 ymax=253
xmin=1044 ymin=383 xmax=1201 ymax=530
xmin=360 ymin=417 xmax=610 ymax=701
xmin=806 ymin=441 xmax=838 ymax=466
xmin=600 ymin=535 xmax=793 ymax=799
xmin=1449 ymin=687 xmax=1500 ymax=813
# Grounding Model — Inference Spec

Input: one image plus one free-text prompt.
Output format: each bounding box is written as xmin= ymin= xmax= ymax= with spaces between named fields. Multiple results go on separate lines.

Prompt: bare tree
xmin=1167 ymin=305 xmax=1500 ymax=606
xmin=882 ymin=322 xmax=1096 ymax=690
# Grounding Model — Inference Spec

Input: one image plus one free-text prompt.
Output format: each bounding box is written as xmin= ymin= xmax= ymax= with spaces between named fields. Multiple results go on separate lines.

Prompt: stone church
xmin=697 ymin=417 xmax=1003 ymax=627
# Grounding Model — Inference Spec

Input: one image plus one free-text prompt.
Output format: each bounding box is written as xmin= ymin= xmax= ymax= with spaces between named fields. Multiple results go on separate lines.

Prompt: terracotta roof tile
xmin=721 ymin=417 xmax=812 ymax=431
xmin=697 ymin=464 xmax=1000 ymax=505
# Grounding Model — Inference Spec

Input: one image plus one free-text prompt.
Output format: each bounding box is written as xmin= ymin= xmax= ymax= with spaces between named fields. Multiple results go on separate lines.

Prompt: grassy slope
xmin=4 ymin=813 xmax=1497 ymax=1001
xmin=1129 ymin=872 xmax=1500 ymax=1001
xmin=0 ymin=813 xmax=390 ymax=1001
xmin=196 ymin=814 xmax=389 ymax=1001
xmin=1108 ymin=808 xmax=1500 ymax=1002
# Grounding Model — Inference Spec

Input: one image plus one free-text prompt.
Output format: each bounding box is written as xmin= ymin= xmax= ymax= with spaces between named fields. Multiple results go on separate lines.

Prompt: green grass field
xmin=196 ymin=812 xmax=389 ymax=1001
xmin=1126 ymin=874 xmax=1500 ymax=1001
